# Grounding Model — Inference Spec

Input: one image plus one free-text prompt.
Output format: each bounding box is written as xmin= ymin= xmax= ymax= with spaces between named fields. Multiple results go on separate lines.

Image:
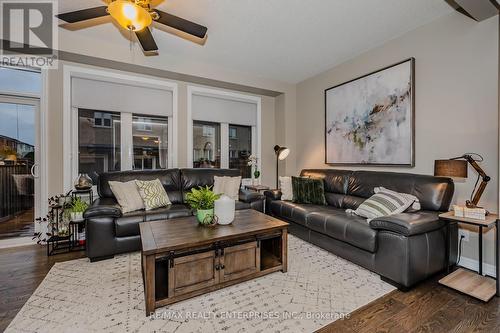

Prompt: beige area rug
xmin=6 ymin=235 xmax=395 ymax=333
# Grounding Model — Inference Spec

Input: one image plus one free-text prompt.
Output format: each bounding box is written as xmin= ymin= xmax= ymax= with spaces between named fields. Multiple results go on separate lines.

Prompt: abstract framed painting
xmin=325 ymin=58 xmax=415 ymax=166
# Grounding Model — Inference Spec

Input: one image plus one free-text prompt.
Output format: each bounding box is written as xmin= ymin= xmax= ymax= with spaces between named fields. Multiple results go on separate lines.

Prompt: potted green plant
xmin=69 ymin=197 xmax=89 ymax=221
xmin=185 ymin=186 xmax=221 ymax=225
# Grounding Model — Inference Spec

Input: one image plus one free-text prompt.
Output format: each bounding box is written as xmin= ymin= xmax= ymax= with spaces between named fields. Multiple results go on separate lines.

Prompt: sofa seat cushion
xmin=115 ymin=204 xmax=192 ymax=237
xmin=306 ymin=208 xmax=378 ymax=252
xmin=144 ymin=204 xmax=192 ymax=222
xmin=115 ymin=214 xmax=144 ymax=237
xmin=268 ymin=200 xmax=334 ymax=226
xmin=235 ymin=201 xmax=251 ymax=210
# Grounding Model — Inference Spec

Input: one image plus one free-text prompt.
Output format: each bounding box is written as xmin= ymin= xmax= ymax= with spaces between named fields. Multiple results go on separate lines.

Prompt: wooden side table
xmin=244 ymin=185 xmax=270 ymax=193
xmin=438 ymin=211 xmax=499 ymax=302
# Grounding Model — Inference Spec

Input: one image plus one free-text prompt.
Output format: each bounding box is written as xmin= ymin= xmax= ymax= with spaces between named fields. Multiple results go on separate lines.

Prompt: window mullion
xmin=168 ymin=116 xmax=174 ymax=168
xmin=121 ymin=112 xmax=133 ymax=170
xmin=220 ymin=123 xmax=229 ymax=169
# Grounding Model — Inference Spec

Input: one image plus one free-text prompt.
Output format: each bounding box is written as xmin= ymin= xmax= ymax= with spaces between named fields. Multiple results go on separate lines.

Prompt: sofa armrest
xmin=369 ymin=211 xmax=445 ymax=236
xmin=239 ymin=189 xmax=264 ymax=203
xmin=263 ymin=189 xmax=282 ymax=201
xmin=83 ymin=197 xmax=122 ymax=219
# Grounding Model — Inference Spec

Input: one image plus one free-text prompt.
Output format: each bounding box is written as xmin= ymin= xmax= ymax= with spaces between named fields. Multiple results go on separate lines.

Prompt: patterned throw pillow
xmin=291 ymin=176 xmax=327 ymax=205
xmin=374 ymin=187 xmax=421 ymax=211
xmin=348 ymin=187 xmax=418 ymax=220
xmin=135 ymin=179 xmax=171 ymax=210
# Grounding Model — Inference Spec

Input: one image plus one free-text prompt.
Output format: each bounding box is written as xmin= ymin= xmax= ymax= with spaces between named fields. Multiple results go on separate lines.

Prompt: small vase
xmin=70 ymin=212 xmax=83 ymax=222
xmin=196 ymin=209 xmax=214 ymax=225
xmin=214 ymin=195 xmax=235 ymax=225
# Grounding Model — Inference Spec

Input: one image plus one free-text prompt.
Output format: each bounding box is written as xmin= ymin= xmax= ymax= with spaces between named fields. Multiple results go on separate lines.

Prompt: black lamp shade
xmin=434 ymin=159 xmax=468 ymax=178
xmin=274 ymin=145 xmax=290 ymax=161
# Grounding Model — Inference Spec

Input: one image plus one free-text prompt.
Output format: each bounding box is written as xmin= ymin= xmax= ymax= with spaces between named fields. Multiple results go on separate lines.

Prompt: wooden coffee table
xmin=139 ymin=209 xmax=289 ymax=315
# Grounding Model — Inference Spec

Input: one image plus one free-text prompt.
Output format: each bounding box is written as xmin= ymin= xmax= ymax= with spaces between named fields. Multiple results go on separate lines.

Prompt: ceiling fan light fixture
xmin=108 ymin=0 xmax=152 ymax=31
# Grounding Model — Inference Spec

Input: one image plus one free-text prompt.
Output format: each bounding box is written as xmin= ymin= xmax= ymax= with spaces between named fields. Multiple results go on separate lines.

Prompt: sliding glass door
xmin=0 ymin=97 xmax=40 ymax=240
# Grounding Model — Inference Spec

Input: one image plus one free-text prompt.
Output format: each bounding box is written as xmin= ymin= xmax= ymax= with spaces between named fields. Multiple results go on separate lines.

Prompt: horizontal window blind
xmin=192 ymin=94 xmax=257 ymax=126
xmin=72 ymin=77 xmax=173 ymax=116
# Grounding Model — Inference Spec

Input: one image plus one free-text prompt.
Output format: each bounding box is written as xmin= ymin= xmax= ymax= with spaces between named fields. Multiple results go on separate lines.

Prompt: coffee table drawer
xmin=220 ymin=241 xmax=260 ymax=282
xmin=168 ymin=250 xmax=219 ymax=297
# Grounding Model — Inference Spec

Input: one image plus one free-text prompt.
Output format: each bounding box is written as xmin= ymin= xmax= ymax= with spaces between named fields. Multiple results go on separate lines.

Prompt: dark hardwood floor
xmin=0 ymin=244 xmax=498 ymax=332
xmin=319 ymin=273 xmax=500 ymax=333
xmin=0 ymin=209 xmax=34 ymax=240
xmin=0 ymin=244 xmax=85 ymax=332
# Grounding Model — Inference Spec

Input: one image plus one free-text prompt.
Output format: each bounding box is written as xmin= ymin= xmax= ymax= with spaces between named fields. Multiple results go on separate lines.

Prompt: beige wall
xmin=45 ymin=61 xmax=278 ymax=196
xmin=295 ymin=12 xmax=499 ymax=266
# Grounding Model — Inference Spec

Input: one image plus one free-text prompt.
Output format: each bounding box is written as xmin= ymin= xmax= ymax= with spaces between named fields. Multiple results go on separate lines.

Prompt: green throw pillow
xmin=291 ymin=176 xmax=327 ymax=205
xmin=135 ymin=179 xmax=171 ymax=210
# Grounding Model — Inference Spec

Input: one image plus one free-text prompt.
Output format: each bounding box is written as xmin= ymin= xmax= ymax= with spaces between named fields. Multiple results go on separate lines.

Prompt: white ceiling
xmin=57 ymin=0 xmax=454 ymax=84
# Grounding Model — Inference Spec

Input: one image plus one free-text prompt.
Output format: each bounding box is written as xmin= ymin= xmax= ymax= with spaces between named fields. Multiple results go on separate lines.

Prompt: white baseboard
xmin=457 ymin=256 xmax=497 ymax=278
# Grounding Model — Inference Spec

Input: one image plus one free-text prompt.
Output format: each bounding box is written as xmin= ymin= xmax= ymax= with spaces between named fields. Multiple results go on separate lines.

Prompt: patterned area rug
xmin=6 ymin=235 xmax=395 ymax=333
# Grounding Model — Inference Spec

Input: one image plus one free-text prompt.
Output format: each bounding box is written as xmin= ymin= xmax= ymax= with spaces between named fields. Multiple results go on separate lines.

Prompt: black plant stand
xmin=45 ymin=189 xmax=91 ymax=256
xmin=46 ymin=234 xmax=72 ymax=256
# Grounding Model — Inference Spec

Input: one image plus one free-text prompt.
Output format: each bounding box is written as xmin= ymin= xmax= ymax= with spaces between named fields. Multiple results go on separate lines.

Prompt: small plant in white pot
xmin=185 ymin=186 xmax=221 ymax=226
xmin=69 ymin=197 xmax=89 ymax=222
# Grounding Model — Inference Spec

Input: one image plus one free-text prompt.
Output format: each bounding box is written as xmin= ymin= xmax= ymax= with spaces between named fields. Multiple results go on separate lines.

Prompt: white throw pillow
xmin=108 ymin=180 xmax=145 ymax=213
xmin=279 ymin=176 xmax=293 ymax=201
xmin=213 ymin=176 xmax=241 ymax=201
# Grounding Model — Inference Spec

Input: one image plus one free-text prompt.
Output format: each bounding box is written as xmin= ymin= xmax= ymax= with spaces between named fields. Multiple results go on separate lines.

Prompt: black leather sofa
xmin=265 ymin=169 xmax=458 ymax=290
xmin=84 ymin=168 xmax=264 ymax=262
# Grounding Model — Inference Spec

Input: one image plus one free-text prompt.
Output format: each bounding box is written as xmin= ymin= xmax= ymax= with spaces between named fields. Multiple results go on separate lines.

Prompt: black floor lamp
xmin=274 ymin=145 xmax=290 ymax=188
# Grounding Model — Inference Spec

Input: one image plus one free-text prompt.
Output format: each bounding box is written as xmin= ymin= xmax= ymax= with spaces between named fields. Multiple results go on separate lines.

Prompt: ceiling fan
xmin=56 ymin=0 xmax=208 ymax=54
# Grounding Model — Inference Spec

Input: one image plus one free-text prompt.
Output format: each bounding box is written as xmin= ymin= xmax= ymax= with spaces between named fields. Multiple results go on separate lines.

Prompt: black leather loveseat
xmin=265 ymin=169 xmax=458 ymax=290
xmin=84 ymin=168 xmax=264 ymax=262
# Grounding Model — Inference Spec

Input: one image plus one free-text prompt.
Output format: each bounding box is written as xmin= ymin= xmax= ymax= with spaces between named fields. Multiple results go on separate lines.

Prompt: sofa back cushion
xmin=347 ymin=171 xmax=454 ymax=211
xmin=300 ymin=169 xmax=454 ymax=212
xmin=300 ymin=169 xmax=352 ymax=208
xmin=98 ymin=169 xmax=183 ymax=204
xmin=180 ymin=168 xmax=240 ymax=194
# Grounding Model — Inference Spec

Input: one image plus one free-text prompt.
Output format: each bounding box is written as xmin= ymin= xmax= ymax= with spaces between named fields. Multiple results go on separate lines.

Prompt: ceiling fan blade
xmin=153 ymin=10 xmax=207 ymax=39
xmin=56 ymin=6 xmax=109 ymax=23
xmin=135 ymin=28 xmax=158 ymax=53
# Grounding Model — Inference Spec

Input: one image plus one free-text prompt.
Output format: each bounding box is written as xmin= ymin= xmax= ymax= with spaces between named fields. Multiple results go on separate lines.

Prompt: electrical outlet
xmin=459 ymin=229 xmax=469 ymax=242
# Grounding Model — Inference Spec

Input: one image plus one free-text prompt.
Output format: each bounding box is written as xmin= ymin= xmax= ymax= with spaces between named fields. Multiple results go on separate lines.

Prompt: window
xmin=68 ymin=71 xmax=176 ymax=189
xmin=78 ymin=109 xmax=121 ymax=180
xmin=0 ymin=66 xmax=41 ymax=96
xmin=229 ymin=125 xmax=252 ymax=178
xmin=189 ymin=88 xmax=260 ymax=179
xmin=133 ymin=115 xmax=168 ymax=170
xmin=193 ymin=121 xmax=220 ymax=168
xmin=78 ymin=110 xmax=170 ymax=178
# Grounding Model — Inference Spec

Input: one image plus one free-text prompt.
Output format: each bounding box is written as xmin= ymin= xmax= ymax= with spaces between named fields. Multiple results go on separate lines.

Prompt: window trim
xmin=63 ymin=64 xmax=178 ymax=191
xmin=187 ymin=85 xmax=261 ymax=181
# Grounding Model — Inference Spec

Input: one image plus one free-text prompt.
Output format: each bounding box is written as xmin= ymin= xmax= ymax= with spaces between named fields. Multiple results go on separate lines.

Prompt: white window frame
xmin=187 ymin=85 xmax=261 ymax=181
xmin=63 ymin=65 xmax=178 ymax=191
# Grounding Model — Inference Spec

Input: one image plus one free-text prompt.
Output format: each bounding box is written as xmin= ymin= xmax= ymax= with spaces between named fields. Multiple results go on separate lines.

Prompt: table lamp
xmin=434 ymin=153 xmax=490 ymax=208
